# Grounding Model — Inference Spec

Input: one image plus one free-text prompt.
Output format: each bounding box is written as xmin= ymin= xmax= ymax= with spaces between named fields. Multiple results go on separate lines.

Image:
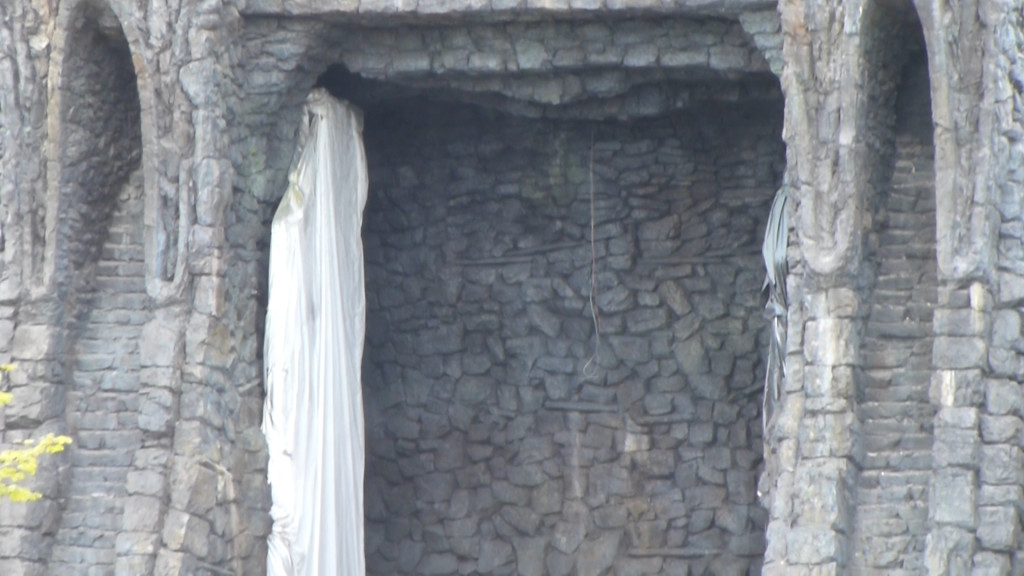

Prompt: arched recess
xmin=852 ymin=1 xmax=936 ymax=572
xmin=43 ymin=0 xmax=142 ymax=291
xmin=42 ymin=0 xmax=156 ymax=573
xmin=42 ymin=0 xmax=178 ymax=297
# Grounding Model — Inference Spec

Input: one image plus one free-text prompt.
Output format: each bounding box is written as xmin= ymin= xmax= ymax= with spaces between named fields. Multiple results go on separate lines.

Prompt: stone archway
xmin=44 ymin=1 xmax=154 ymax=573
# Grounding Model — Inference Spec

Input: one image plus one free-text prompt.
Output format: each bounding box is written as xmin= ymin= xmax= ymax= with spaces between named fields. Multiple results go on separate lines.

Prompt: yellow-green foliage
xmin=0 ymin=364 xmax=73 ymax=502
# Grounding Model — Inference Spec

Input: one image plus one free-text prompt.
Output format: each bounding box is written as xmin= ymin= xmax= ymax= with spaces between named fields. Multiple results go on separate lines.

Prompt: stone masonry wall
xmin=357 ymin=94 xmax=784 ymax=575
xmin=854 ymin=43 xmax=936 ymax=573
xmin=4 ymin=0 xmax=1023 ymax=574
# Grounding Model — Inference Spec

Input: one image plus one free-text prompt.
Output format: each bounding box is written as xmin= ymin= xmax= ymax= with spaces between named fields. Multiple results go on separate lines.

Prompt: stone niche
xmin=240 ymin=12 xmax=786 ymax=576
xmin=41 ymin=1 xmax=154 ymax=573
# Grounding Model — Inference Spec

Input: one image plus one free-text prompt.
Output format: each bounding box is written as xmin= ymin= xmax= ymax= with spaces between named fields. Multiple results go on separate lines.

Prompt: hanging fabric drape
xmin=263 ymin=88 xmax=368 ymax=576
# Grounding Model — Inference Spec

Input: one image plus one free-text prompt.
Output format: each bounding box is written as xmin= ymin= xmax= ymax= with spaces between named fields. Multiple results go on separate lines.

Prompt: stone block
xmin=123 ymin=496 xmax=165 ymax=531
xmin=986 ymin=379 xmax=1022 ymax=416
xmin=608 ymin=335 xmax=650 ymax=363
xmin=139 ymin=388 xmax=177 ymax=435
xmin=546 ymin=548 xmax=575 ymax=576
xmin=161 ymin=509 xmax=209 ymax=557
xmin=11 ymin=325 xmax=50 ymax=361
xmin=980 ymin=415 xmax=1020 ymax=443
xmin=804 ymin=318 xmax=857 ymax=366
xmin=418 ymin=553 xmax=458 ymax=575
xmin=454 ymin=375 xmax=493 ymax=404
xmin=931 ymin=369 xmax=985 ymax=407
xmin=576 ymin=530 xmax=621 ymax=576
xmin=500 ymin=506 xmax=541 ymax=534
xmin=593 ymin=504 xmax=628 ymax=529
xmin=507 ymin=463 xmax=546 ymax=487
xmin=478 ymin=539 xmax=514 ymax=573
xmin=115 ymin=532 xmax=161 ymax=556
xmin=976 ymin=506 xmax=1018 ymax=551
xmin=785 ymin=526 xmax=839 ymax=564
xmin=978 ymin=484 xmax=1024 ymax=508
xmin=932 ymin=468 xmax=977 ymax=527
xmin=991 ymin=310 xmax=1021 ymax=348
xmin=933 ymin=427 xmax=980 ymax=467
xmin=195 ymin=158 xmax=232 ymax=226
xmin=0 ymin=319 xmax=15 ymax=351
xmin=416 ymin=472 xmax=455 ymax=502
xmin=972 ymin=551 xmax=1011 ymax=575
xmin=980 ymin=445 xmax=1023 ymax=485
xmin=998 ymin=271 xmax=1024 ymax=304
xmin=937 ymin=407 xmax=979 ymax=429
xmin=798 ymin=412 xmax=855 ymax=459
xmin=933 ymin=337 xmax=987 ymax=369
xmin=513 ymin=537 xmax=546 ymax=576
xmin=140 ymin=319 xmax=181 ymax=368
xmin=934 ymin=309 xmax=986 ymax=337
xmin=116 ymin=555 xmax=155 ymax=576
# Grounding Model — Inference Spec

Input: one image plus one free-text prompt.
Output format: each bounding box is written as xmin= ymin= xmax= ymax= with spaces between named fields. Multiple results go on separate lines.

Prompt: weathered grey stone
xmin=986 ymin=379 xmax=1022 ymax=416
xmin=980 ymin=445 xmax=1023 ymax=485
xmin=500 ymin=506 xmax=542 ymax=534
xmin=418 ymin=553 xmax=458 ymax=575
xmin=477 ymin=539 xmax=514 ymax=573
xmin=546 ymin=547 xmax=575 ymax=576
xmin=932 ymin=468 xmax=978 ymax=527
xmin=513 ymin=537 xmax=547 ymax=576
xmin=976 ymin=506 xmax=1018 ymax=551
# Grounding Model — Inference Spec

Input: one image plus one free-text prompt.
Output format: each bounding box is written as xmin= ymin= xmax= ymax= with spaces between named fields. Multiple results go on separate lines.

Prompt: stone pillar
xmin=914 ymin=0 xmax=1022 ymax=574
xmin=763 ymin=0 xmax=895 ymax=571
xmin=763 ymin=277 xmax=861 ymax=575
xmin=926 ymin=284 xmax=987 ymax=573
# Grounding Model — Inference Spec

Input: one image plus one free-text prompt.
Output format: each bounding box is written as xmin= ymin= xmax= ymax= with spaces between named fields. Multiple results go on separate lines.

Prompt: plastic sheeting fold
xmin=263 ymin=89 xmax=367 ymax=576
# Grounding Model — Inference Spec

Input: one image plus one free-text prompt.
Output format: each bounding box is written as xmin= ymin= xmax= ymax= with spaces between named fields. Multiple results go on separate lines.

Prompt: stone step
xmin=859 ymin=401 xmax=935 ymax=423
xmin=861 ymin=419 xmax=929 ymax=437
xmin=860 ymin=448 xmax=931 ymax=471
xmin=858 ymin=469 xmax=932 ymax=491
xmin=862 ymin=431 xmax=932 ymax=452
xmin=74 ymin=335 xmax=142 ymax=355
xmin=854 ymin=501 xmax=928 ymax=524
xmin=100 ymin=245 xmax=144 ymax=262
xmin=93 ymin=275 xmax=147 ymax=293
xmin=96 ymin=260 xmax=145 ymax=277
xmin=47 ymin=545 xmax=116 ymax=567
xmin=861 ymin=383 xmax=931 ymax=403
xmin=860 ymin=345 xmax=914 ymax=369
xmin=866 ymin=320 xmax=925 ymax=339
xmin=86 ymin=293 xmax=151 ymax=312
xmin=80 ymin=308 xmax=151 ymax=327
xmin=69 ymin=448 xmax=135 ymax=468
xmin=851 ymin=533 xmax=916 ymax=565
xmin=856 ymin=482 xmax=928 ymax=505
xmin=51 ymin=526 xmax=118 ymax=547
xmin=850 ymin=570 xmax=922 ymax=576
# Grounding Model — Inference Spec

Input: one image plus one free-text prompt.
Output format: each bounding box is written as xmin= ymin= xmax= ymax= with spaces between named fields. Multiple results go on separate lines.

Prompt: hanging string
xmin=582 ymin=131 xmax=602 ymax=379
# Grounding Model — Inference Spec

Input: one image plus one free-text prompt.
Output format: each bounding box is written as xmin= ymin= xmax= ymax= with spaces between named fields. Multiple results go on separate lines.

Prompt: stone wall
xmin=853 ymin=35 xmax=936 ymax=572
xmin=356 ymin=93 xmax=784 ymax=575
xmin=3 ymin=0 xmax=1024 ymax=574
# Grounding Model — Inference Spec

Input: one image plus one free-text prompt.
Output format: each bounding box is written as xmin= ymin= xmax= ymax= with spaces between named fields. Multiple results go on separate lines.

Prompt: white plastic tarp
xmin=263 ymin=88 xmax=367 ymax=576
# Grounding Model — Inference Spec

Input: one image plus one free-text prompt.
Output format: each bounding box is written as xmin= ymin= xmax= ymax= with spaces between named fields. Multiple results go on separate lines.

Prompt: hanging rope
xmin=583 ymin=131 xmax=602 ymax=379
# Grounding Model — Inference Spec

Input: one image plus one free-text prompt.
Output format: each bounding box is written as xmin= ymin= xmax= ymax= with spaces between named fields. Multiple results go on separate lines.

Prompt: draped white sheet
xmin=263 ymin=89 xmax=367 ymax=576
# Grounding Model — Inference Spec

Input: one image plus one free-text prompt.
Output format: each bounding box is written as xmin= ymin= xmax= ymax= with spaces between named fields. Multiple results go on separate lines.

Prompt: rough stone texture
xmin=1 ymin=0 xmax=1022 ymax=574
xmin=851 ymin=24 xmax=936 ymax=573
xmin=357 ymin=94 xmax=783 ymax=575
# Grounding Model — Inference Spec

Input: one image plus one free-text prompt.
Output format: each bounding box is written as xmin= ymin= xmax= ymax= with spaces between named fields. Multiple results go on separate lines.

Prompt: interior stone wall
xmin=356 ymin=93 xmax=784 ymax=575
